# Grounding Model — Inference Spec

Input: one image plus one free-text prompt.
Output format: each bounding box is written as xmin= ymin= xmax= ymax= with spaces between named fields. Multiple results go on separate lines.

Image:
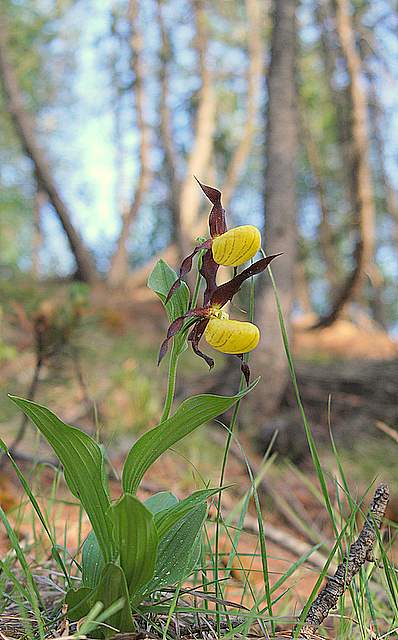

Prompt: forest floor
xmin=0 ymin=279 xmax=397 ymax=630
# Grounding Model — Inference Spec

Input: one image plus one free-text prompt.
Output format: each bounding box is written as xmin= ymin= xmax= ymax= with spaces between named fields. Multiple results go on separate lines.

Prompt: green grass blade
xmin=0 ymin=438 xmax=70 ymax=585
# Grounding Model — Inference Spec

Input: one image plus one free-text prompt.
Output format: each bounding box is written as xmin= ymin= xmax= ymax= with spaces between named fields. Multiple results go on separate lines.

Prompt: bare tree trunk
xmin=178 ymin=0 xmax=217 ymax=256
xmin=250 ymin=0 xmax=298 ymax=421
xmin=364 ymin=73 xmax=394 ymax=328
xmin=222 ymin=0 xmax=265 ymax=208
xmin=156 ymin=0 xmax=182 ymax=258
xmin=299 ymin=107 xmax=340 ymax=296
xmin=317 ymin=1 xmax=353 ymax=203
xmin=315 ymin=0 xmax=357 ymax=293
xmin=108 ymin=0 xmax=152 ymax=286
xmin=0 ymin=15 xmax=98 ymax=284
xmin=314 ymin=0 xmax=376 ymax=328
xmin=32 ymin=178 xmax=46 ymax=279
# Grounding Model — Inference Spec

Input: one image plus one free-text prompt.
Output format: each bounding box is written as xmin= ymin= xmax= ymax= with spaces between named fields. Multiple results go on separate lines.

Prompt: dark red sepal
xmin=200 ymin=250 xmax=219 ymax=306
xmin=158 ymin=310 xmax=203 ymax=364
xmin=210 ymin=254 xmax=282 ymax=308
xmin=194 ymin=177 xmax=227 ymax=237
xmin=188 ymin=319 xmax=214 ymax=370
xmin=236 ymin=354 xmax=250 ymax=386
xmin=165 ymin=240 xmax=211 ymax=304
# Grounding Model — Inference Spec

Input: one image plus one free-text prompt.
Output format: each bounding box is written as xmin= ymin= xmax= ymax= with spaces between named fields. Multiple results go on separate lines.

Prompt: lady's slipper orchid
xmin=211 ymin=225 xmax=261 ymax=267
xmin=204 ymin=314 xmax=260 ymax=354
xmin=165 ymin=179 xmax=262 ymax=304
xmin=159 ymin=254 xmax=281 ymax=383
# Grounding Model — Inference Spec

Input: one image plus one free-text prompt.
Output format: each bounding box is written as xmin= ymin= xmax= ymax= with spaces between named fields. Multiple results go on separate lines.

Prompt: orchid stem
xmin=160 ymin=254 xmax=204 ymax=422
xmin=160 ymin=341 xmax=179 ymax=422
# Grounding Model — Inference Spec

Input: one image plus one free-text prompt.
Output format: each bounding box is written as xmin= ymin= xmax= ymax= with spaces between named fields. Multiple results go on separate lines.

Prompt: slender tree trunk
xmin=314 ymin=0 xmax=376 ymax=327
xmin=222 ymin=0 xmax=265 ymax=208
xmin=108 ymin=0 xmax=152 ymax=286
xmin=250 ymin=0 xmax=298 ymax=421
xmin=299 ymin=107 xmax=340 ymax=296
xmin=316 ymin=0 xmax=357 ymax=290
xmin=156 ymin=0 xmax=182 ymax=258
xmin=178 ymin=0 xmax=217 ymax=256
xmin=317 ymin=1 xmax=353 ymax=201
xmin=0 ymin=15 xmax=98 ymax=283
xmin=32 ymin=179 xmax=46 ymax=279
xmin=365 ymin=73 xmax=394 ymax=328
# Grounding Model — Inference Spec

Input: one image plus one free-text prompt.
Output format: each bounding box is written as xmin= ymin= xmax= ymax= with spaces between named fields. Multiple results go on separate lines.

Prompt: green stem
xmin=160 ymin=341 xmax=179 ymax=423
xmin=190 ymin=250 xmax=205 ymax=310
xmin=160 ymin=253 xmax=204 ymax=422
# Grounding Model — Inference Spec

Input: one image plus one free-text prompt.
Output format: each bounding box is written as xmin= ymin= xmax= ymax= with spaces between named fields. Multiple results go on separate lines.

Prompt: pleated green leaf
xmin=9 ymin=396 xmax=114 ymax=562
xmin=112 ymin=494 xmax=158 ymax=598
xmin=154 ymin=488 xmax=221 ymax=539
xmin=144 ymin=491 xmax=179 ymax=514
xmin=93 ymin=563 xmax=135 ymax=637
xmin=145 ymin=504 xmax=207 ymax=594
xmin=82 ymin=530 xmax=105 ymax=589
xmin=122 ymin=379 xmax=258 ymax=494
xmin=148 ymin=259 xmax=190 ymax=322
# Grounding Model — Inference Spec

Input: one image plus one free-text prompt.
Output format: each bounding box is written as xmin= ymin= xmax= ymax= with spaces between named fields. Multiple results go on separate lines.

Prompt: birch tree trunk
xmin=177 ymin=0 xmax=217 ymax=257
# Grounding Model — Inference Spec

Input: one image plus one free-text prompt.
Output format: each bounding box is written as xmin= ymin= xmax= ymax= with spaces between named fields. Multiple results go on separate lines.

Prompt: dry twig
xmin=297 ymin=483 xmax=389 ymax=638
xmin=376 ymin=420 xmax=398 ymax=445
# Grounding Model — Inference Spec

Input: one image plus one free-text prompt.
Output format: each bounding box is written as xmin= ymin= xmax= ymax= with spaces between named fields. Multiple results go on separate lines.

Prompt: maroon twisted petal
xmin=194 ymin=177 xmax=227 ymax=238
xmin=165 ymin=240 xmax=211 ymax=304
xmin=200 ymin=250 xmax=219 ymax=306
xmin=158 ymin=310 xmax=204 ymax=364
xmin=188 ymin=319 xmax=214 ymax=370
xmin=210 ymin=254 xmax=282 ymax=308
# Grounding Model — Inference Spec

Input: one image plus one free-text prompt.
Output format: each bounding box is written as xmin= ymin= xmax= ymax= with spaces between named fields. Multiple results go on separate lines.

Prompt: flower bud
xmin=204 ymin=317 xmax=260 ymax=354
xmin=211 ymin=225 xmax=261 ymax=267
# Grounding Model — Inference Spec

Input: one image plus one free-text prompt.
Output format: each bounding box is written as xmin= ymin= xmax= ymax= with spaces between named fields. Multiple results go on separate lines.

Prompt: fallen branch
xmin=297 ymin=483 xmax=389 ymax=638
xmin=376 ymin=420 xmax=398 ymax=445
